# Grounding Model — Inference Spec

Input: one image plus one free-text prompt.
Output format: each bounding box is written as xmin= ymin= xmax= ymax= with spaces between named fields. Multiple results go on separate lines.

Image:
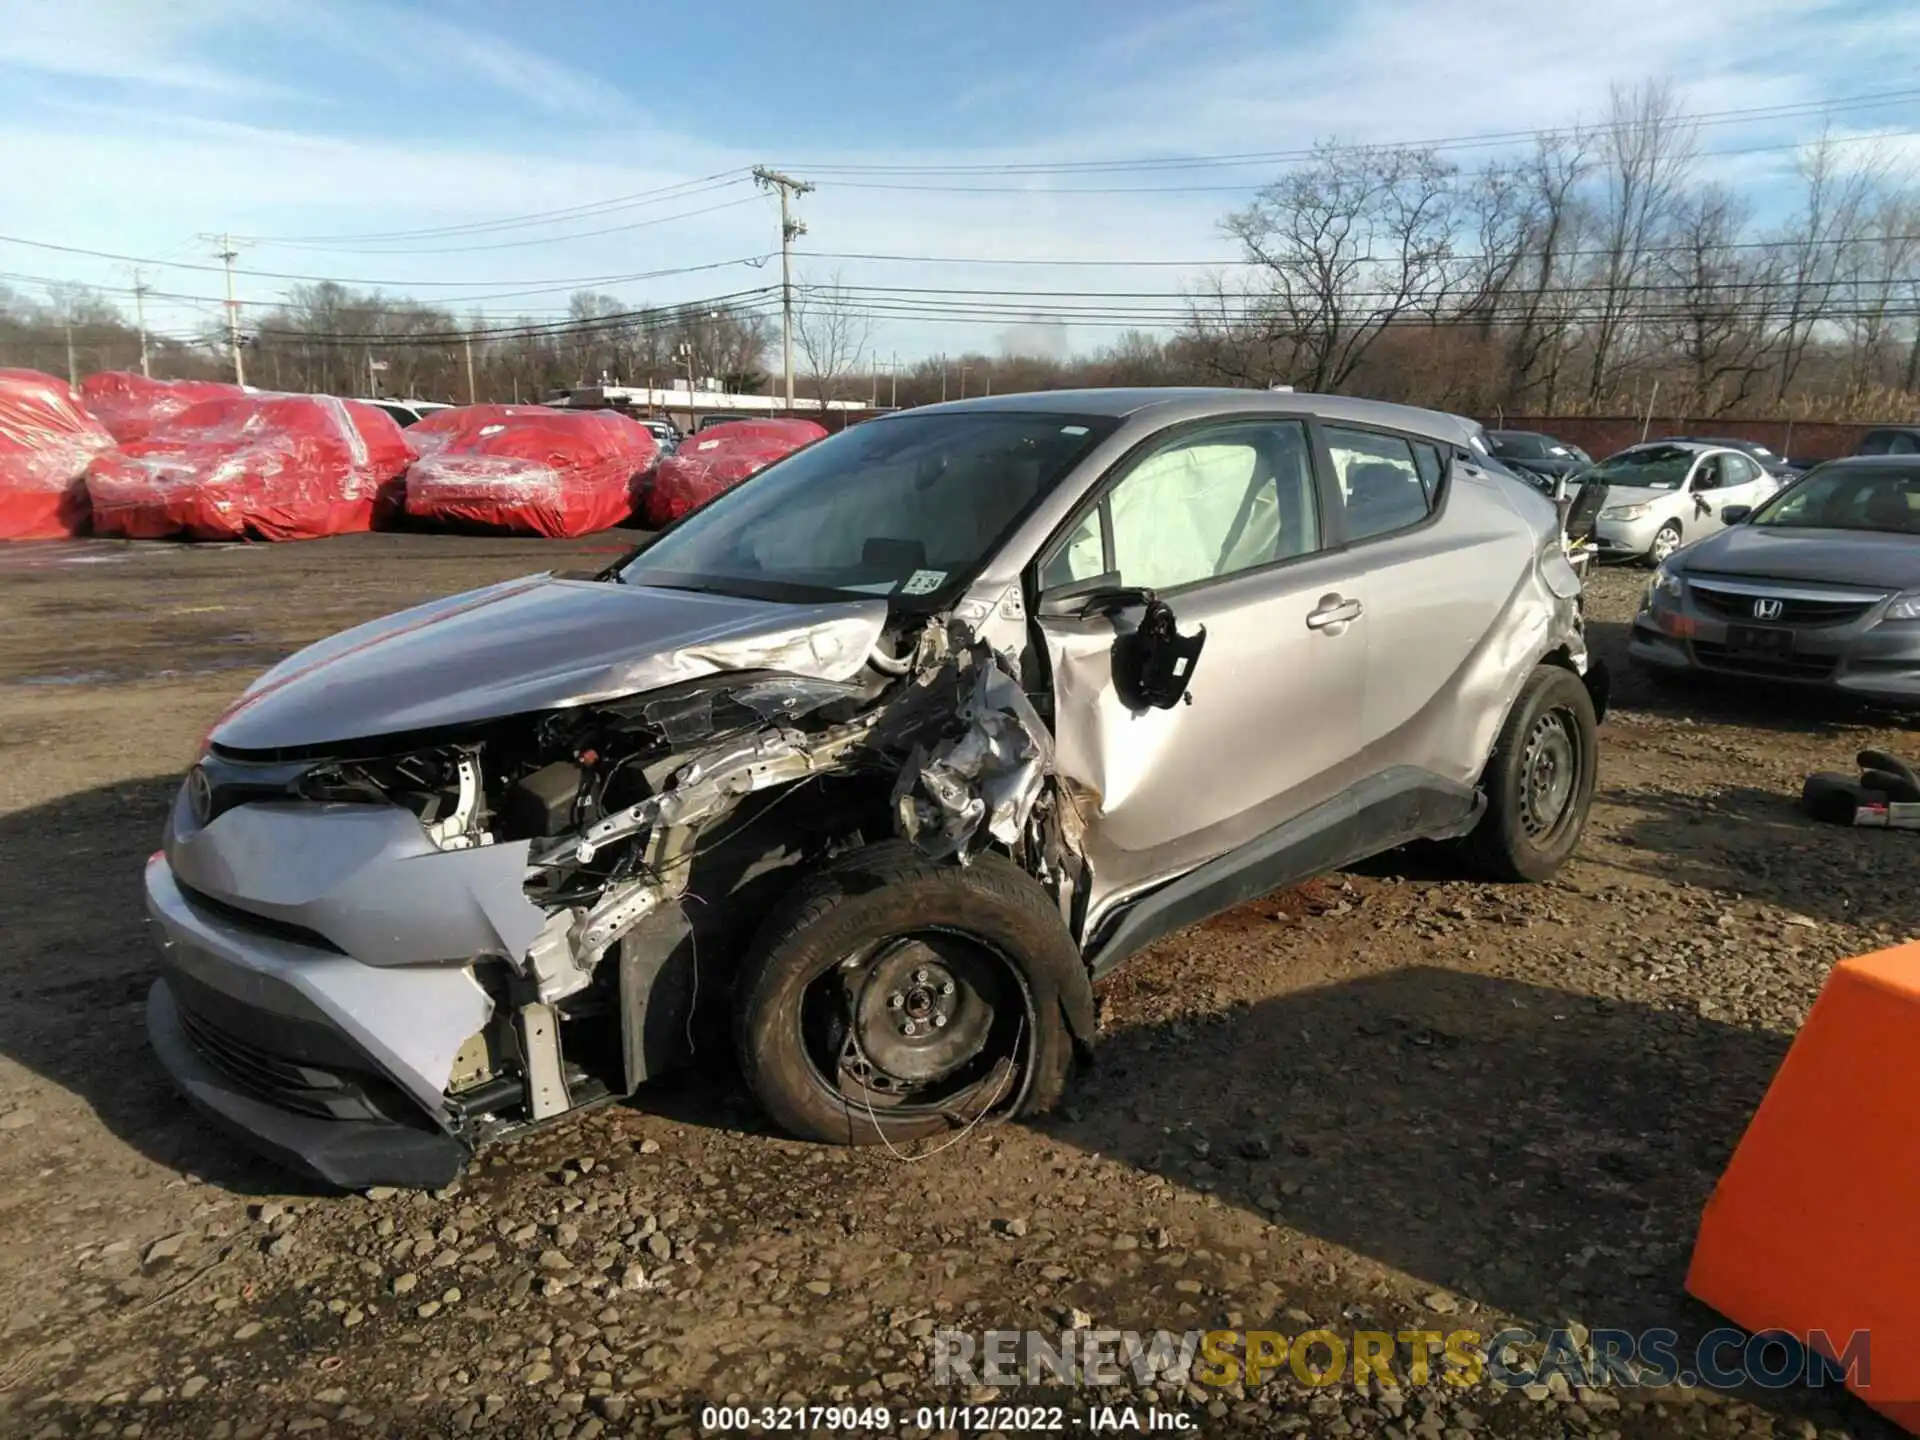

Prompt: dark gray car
xmin=1629 ymin=456 xmax=1920 ymax=701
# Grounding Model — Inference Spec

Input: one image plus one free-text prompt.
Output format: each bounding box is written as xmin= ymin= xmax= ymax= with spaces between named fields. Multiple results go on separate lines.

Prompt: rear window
xmin=1860 ymin=430 xmax=1920 ymax=456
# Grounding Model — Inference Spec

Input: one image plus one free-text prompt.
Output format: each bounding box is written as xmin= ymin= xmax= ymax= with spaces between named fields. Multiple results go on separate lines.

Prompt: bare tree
xmin=1453 ymin=157 xmax=1534 ymax=335
xmin=1839 ymin=191 xmax=1920 ymax=390
xmin=1505 ymin=131 xmax=1593 ymax=409
xmin=1652 ymin=185 xmax=1777 ymax=415
xmin=1178 ymin=271 xmax=1297 ymax=386
xmin=1770 ymin=130 xmax=1886 ymax=400
xmin=1583 ymin=81 xmax=1699 ymax=404
xmin=1222 ymin=142 xmax=1458 ymax=391
xmin=793 ymin=272 xmax=874 ymax=406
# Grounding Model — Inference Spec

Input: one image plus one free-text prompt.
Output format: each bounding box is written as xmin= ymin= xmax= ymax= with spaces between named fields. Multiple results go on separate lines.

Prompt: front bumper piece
xmin=1629 ymin=581 xmax=1920 ymax=704
xmin=141 ymin=792 xmax=539 ymax=1188
xmin=146 ymin=979 xmax=466 ymax=1189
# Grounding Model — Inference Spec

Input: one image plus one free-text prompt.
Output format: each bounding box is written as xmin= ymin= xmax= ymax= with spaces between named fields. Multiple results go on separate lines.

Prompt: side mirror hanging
xmin=1114 ymin=596 xmax=1207 ymax=710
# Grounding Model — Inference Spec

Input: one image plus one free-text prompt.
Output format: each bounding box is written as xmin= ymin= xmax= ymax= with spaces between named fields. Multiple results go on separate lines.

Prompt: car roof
xmin=896 ymin=387 xmax=1487 ymax=449
xmin=1614 ymin=440 xmax=1717 ymax=454
xmin=1670 ymin=435 xmax=1773 ymax=450
xmin=1809 ymin=454 xmax=1920 ymax=471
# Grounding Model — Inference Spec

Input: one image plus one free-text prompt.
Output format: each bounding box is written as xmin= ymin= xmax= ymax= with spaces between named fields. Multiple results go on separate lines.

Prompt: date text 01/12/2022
xmin=698 ymin=1404 xmax=1198 ymax=1432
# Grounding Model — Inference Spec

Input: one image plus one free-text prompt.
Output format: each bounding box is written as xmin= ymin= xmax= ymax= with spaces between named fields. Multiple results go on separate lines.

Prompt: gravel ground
xmin=0 ymin=534 xmax=1915 ymax=1439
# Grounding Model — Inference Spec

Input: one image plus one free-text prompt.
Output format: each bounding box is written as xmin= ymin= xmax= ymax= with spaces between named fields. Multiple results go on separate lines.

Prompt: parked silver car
xmin=1629 ymin=456 xmax=1920 ymax=701
xmin=1585 ymin=441 xmax=1786 ymax=565
xmin=145 ymin=389 xmax=1605 ymax=1187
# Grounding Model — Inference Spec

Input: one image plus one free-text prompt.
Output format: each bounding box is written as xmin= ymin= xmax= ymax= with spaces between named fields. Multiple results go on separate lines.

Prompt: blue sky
xmin=3 ymin=0 xmax=1920 ymax=361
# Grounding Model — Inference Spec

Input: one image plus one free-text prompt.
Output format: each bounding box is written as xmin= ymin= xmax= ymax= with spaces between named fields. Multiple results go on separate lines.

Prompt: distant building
xmin=557 ymin=384 xmax=876 ymax=429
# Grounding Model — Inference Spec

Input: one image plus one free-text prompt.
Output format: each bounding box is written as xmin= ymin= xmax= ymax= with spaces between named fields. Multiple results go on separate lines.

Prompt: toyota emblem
xmin=1752 ymin=598 xmax=1784 ymax=621
xmin=186 ymin=765 xmax=213 ymax=825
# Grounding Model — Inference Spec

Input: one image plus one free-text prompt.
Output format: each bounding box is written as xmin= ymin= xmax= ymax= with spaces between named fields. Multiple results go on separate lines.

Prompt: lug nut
xmin=901 ymin=1020 xmax=918 ymax=1036
xmin=888 ymin=992 xmax=904 ymax=1008
xmin=932 ymin=1013 xmax=948 ymax=1028
xmin=914 ymin=968 xmax=930 ymax=984
xmin=940 ymin=980 xmax=955 ymax=996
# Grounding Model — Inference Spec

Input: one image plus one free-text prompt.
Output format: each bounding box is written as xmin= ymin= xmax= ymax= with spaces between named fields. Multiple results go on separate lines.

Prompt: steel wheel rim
xmin=1519 ymin=709 xmax=1579 ymax=838
xmin=800 ymin=930 xmax=1034 ymax=1123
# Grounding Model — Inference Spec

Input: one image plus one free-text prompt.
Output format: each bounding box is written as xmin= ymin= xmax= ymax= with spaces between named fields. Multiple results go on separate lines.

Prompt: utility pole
xmin=132 ymin=268 xmax=151 ymax=378
xmin=677 ymin=340 xmax=697 ymax=431
xmin=751 ymin=166 xmax=814 ymax=412
xmin=464 ymin=333 xmax=477 ymax=404
xmin=64 ymin=319 xmax=77 ymax=388
xmin=217 ymin=234 xmax=246 ymax=386
xmin=890 ymin=352 xmax=898 ymax=408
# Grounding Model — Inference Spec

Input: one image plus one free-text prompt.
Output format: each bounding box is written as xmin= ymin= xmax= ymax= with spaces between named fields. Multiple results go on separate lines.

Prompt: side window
xmin=1039 ymin=420 xmax=1319 ymax=593
xmin=1726 ymin=453 xmax=1762 ymax=486
xmin=1411 ymin=441 xmax=1445 ymax=504
xmin=1324 ymin=426 xmax=1437 ymax=543
xmin=1691 ymin=456 xmax=1723 ymax=491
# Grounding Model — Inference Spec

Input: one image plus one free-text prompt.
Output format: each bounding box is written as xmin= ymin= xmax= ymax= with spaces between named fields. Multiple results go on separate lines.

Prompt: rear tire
xmin=732 ymin=841 xmax=1082 ymax=1146
xmin=1463 ymin=665 xmax=1598 ymax=882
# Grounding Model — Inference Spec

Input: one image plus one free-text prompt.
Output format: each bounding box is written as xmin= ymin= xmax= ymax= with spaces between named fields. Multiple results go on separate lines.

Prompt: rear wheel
xmin=1463 ymin=665 xmax=1598 ymax=881
xmin=732 ymin=841 xmax=1081 ymax=1146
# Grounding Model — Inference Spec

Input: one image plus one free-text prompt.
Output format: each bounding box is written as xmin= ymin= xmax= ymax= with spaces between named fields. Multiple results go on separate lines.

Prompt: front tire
xmin=732 ymin=841 xmax=1083 ymax=1146
xmin=1463 ymin=665 xmax=1598 ymax=882
xmin=1644 ymin=521 xmax=1682 ymax=567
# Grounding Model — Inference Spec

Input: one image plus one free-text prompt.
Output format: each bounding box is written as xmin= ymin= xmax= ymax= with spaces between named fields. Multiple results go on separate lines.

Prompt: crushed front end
xmin=144 ymin=602 xmax=1067 ymax=1189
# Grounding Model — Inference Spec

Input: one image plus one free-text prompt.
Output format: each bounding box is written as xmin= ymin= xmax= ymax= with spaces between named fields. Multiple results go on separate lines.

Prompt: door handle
xmin=1306 ymin=595 xmax=1363 ymax=630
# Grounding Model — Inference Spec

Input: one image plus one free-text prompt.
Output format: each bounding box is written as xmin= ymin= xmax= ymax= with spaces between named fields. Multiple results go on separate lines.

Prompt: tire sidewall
xmin=1483 ymin=667 xmax=1599 ymax=881
xmin=1646 ymin=521 xmax=1682 ymax=566
xmin=734 ymin=844 xmax=1079 ymax=1145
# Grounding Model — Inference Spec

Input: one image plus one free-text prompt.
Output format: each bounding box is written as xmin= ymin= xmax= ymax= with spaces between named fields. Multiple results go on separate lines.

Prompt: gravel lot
xmin=0 ymin=534 xmax=1914 ymax=1439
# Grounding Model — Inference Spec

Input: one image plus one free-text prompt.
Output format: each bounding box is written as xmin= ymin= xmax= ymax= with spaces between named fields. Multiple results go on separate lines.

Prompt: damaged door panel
xmin=141 ymin=391 xmax=1601 ymax=1188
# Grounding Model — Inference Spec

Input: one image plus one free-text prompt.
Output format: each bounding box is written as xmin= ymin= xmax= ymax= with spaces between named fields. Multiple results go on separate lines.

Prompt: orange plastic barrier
xmin=1686 ymin=939 xmax=1920 ymax=1430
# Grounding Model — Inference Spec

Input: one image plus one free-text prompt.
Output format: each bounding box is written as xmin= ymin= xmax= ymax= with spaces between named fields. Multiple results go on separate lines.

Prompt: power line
xmin=0 ymin=233 xmax=774 ymax=290
xmin=238 ymin=168 xmax=757 ymax=245
xmin=801 ymin=127 xmax=1920 ymax=194
xmin=242 ymin=193 xmax=764 ymax=257
xmin=781 ymin=89 xmax=1920 ymax=177
xmin=801 ymin=224 xmax=1920 ymax=272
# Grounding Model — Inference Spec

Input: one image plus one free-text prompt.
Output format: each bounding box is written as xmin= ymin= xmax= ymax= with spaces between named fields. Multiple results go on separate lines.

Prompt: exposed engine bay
xmin=234 ymin=615 xmax=1072 ymax=1149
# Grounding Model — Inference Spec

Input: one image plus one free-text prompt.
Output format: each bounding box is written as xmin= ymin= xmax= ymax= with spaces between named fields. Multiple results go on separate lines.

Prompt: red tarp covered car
xmin=87 ymin=393 xmax=415 ymax=541
xmin=0 ymin=368 xmax=118 ymax=540
xmin=642 ymin=418 xmax=827 ymax=528
xmin=403 ymin=407 xmax=658 ymax=538
xmin=79 ymin=371 xmax=247 ymax=445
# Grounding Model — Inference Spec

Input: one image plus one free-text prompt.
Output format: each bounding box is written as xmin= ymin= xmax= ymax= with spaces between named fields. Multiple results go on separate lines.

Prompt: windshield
xmin=1586 ymin=445 xmax=1696 ymax=490
xmin=619 ymin=411 xmax=1118 ymax=603
xmin=1751 ymin=463 xmax=1920 ymax=534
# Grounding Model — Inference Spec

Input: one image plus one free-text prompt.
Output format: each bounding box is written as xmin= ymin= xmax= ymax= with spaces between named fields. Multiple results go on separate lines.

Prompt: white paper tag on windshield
xmin=900 ymin=569 xmax=947 ymax=596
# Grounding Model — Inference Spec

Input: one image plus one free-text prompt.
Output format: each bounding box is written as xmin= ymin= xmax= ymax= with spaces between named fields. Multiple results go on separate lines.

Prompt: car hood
xmin=1592 ymin=484 xmax=1681 ymax=508
xmin=209 ymin=574 xmax=891 ymax=753
xmin=1683 ymin=525 xmax=1920 ymax=591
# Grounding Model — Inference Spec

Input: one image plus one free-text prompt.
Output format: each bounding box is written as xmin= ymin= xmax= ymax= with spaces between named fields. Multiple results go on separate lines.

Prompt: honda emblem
xmin=1752 ymin=598 xmax=1784 ymax=620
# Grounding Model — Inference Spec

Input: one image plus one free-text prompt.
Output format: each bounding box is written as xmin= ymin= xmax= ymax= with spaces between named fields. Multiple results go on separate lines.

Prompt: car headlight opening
xmin=1885 ymin=591 xmax=1920 ymax=622
xmin=1600 ymin=502 xmax=1652 ymax=522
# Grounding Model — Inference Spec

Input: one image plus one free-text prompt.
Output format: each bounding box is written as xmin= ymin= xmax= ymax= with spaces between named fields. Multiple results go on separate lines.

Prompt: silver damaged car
xmin=145 ymin=390 xmax=1607 ymax=1187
